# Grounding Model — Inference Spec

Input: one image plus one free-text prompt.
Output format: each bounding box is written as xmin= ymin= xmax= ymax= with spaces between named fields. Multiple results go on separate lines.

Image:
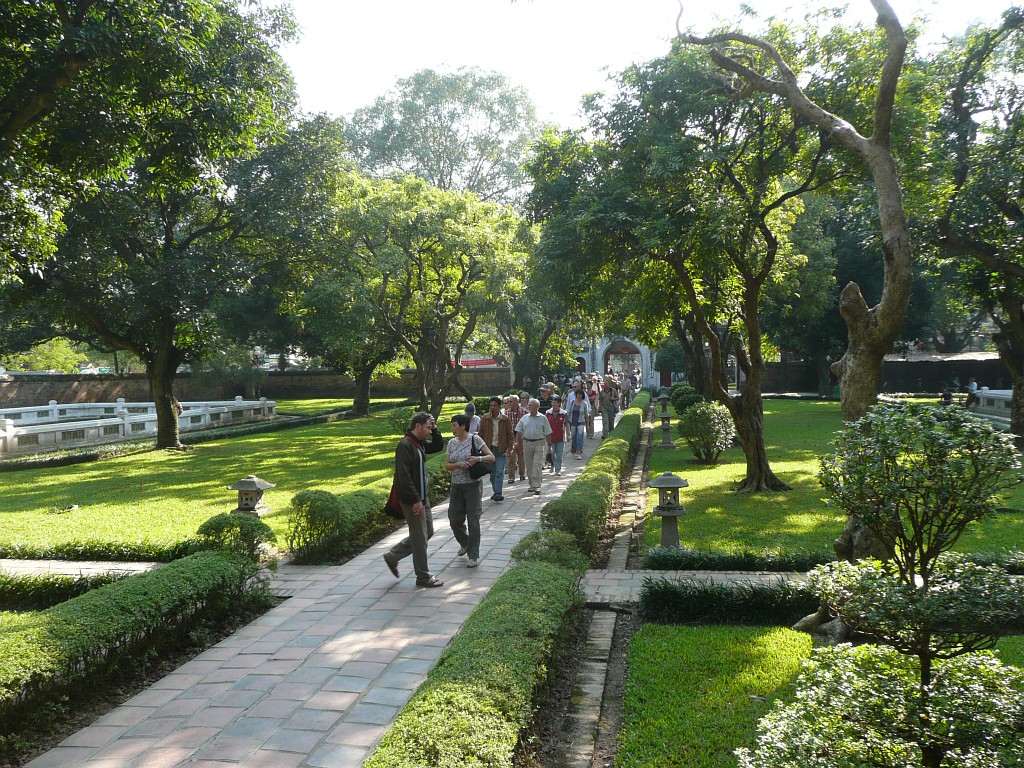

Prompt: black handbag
xmin=469 ymin=436 xmax=492 ymax=479
xmin=383 ymin=485 xmax=404 ymax=519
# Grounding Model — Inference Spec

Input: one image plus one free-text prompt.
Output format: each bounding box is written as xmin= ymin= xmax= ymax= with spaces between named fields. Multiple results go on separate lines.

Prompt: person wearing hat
xmin=545 ymin=394 xmax=569 ymax=475
xmin=538 ymin=383 xmax=552 ymax=414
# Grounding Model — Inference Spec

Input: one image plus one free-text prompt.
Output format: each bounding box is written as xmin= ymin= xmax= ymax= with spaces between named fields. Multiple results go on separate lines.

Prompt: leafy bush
xmin=287 ymin=489 xmax=354 ymax=559
xmin=669 ymin=382 xmax=703 ymax=415
xmin=736 ymin=645 xmax=1024 ymax=768
xmin=363 ymin=561 xmax=582 ymax=768
xmin=641 ymin=546 xmax=833 ymax=573
xmin=0 ymin=551 xmax=267 ymax=741
xmin=677 ymin=401 xmax=735 ymax=464
xmin=196 ymin=513 xmax=277 ymax=562
xmin=739 ymin=401 xmax=1024 ymax=768
xmin=511 ymin=530 xmax=590 ymax=575
xmin=0 ymin=572 xmax=126 ymax=612
xmin=639 ymin=577 xmax=819 ymax=626
xmin=388 ymin=406 xmax=420 ymax=436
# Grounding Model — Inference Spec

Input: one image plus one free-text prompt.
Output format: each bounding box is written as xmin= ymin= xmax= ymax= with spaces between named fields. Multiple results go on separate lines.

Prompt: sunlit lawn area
xmin=272 ymin=397 xmax=408 ymax=415
xmin=0 ymin=402 xmax=462 ymax=553
xmin=617 ymin=624 xmax=1024 ymax=768
xmin=644 ymin=399 xmax=1024 ymax=557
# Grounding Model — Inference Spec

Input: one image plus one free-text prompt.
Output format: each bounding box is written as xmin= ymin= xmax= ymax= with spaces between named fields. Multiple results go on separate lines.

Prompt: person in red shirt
xmin=545 ymin=394 xmax=569 ymax=475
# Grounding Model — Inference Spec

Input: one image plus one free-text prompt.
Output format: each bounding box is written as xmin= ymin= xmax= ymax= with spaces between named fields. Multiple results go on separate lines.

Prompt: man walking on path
xmin=505 ymin=394 xmax=526 ymax=485
xmin=515 ymin=397 xmax=553 ymax=494
xmin=478 ymin=396 xmax=512 ymax=501
xmin=384 ymin=412 xmax=445 ymax=587
xmin=600 ymin=375 xmax=619 ymax=438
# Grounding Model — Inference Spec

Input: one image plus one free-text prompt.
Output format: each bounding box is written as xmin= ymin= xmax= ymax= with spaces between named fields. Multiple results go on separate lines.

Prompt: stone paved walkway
xmin=20 ymin=424 xmax=611 ymax=768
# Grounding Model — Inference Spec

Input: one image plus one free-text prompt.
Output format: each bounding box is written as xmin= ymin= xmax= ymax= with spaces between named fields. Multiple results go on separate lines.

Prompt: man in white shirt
xmin=514 ymin=398 xmax=554 ymax=494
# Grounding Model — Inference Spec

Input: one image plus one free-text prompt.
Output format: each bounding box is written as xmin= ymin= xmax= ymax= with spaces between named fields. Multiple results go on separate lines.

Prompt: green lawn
xmin=272 ymin=397 xmax=408 ymax=416
xmin=645 ymin=399 xmax=1024 ymax=557
xmin=618 ymin=624 xmax=1024 ymax=768
xmin=0 ymin=403 xmax=462 ymax=553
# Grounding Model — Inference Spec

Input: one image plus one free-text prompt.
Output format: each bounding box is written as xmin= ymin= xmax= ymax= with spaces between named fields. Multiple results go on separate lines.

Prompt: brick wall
xmin=0 ymin=368 xmax=515 ymax=407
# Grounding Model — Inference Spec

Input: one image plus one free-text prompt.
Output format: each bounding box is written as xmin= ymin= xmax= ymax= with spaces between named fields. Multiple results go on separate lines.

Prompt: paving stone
xmin=305 ymin=743 xmax=368 ymax=768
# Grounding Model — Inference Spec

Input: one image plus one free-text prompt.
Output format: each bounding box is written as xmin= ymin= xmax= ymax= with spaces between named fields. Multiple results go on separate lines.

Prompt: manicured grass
xmin=616 ymin=625 xmax=811 ymax=768
xmin=644 ymin=399 xmax=1024 ymax=557
xmin=0 ymin=403 xmax=462 ymax=554
xmin=272 ymin=397 xmax=407 ymax=415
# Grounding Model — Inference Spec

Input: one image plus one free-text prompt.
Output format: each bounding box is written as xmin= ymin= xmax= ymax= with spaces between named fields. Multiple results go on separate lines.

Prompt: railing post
xmin=1 ymin=418 xmax=13 ymax=454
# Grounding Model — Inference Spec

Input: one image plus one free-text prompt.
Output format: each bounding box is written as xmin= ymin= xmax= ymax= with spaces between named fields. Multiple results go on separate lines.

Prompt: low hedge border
xmin=0 ymin=572 xmax=127 ymax=612
xmin=0 ymin=551 xmax=267 ymax=738
xmin=0 ymin=538 xmax=196 ymax=563
xmin=640 ymin=546 xmax=1024 ymax=575
xmin=639 ymin=576 xmax=820 ymax=626
xmin=539 ymin=391 xmax=650 ymax=555
xmin=363 ymin=561 xmax=583 ymax=768
xmin=641 ymin=546 xmax=835 ymax=573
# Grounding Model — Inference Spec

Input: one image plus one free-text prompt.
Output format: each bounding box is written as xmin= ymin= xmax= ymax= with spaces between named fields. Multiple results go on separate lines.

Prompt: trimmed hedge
xmin=639 ymin=576 xmax=820 ymax=625
xmin=539 ymin=392 xmax=650 ymax=554
xmin=0 ymin=551 xmax=266 ymax=734
xmin=363 ymin=561 xmax=583 ymax=768
xmin=641 ymin=546 xmax=834 ymax=573
xmin=0 ymin=539 xmax=194 ymax=563
xmin=0 ymin=572 xmax=126 ymax=612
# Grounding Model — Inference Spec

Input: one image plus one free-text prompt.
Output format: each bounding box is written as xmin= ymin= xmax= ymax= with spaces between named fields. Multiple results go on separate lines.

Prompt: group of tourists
xmin=381 ymin=369 xmax=640 ymax=589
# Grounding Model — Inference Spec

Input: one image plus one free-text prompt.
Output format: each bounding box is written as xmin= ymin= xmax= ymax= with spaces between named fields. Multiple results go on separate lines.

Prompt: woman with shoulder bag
xmin=445 ymin=413 xmax=494 ymax=568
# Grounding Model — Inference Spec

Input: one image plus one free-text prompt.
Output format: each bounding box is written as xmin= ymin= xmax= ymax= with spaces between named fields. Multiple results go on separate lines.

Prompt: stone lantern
xmin=228 ymin=475 xmax=275 ymax=517
xmin=657 ymin=394 xmax=675 ymax=448
xmin=649 ymin=471 xmax=688 ymax=548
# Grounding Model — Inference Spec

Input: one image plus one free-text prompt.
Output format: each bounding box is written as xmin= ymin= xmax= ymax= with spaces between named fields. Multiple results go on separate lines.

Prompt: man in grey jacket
xmin=383 ymin=412 xmax=445 ymax=587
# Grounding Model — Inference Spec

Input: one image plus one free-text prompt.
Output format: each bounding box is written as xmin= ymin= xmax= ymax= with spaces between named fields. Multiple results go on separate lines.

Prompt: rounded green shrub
xmin=196 ymin=513 xmax=276 ymax=562
xmin=286 ymin=489 xmax=350 ymax=557
xmin=669 ymin=383 xmax=703 ymax=415
xmin=511 ymin=530 xmax=590 ymax=574
xmin=677 ymin=401 xmax=735 ymax=464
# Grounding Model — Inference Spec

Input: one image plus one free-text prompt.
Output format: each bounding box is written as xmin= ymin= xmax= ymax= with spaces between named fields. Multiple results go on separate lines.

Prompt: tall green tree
xmin=530 ymin=45 xmax=833 ymax=492
xmin=14 ymin=117 xmax=339 ymax=448
xmin=681 ymin=0 xmax=918 ymax=424
xmin=341 ymin=175 xmax=532 ymax=414
xmin=344 ymin=67 xmax=539 ymax=205
xmin=928 ymin=9 xmax=1024 ymax=438
xmin=0 ymin=0 xmax=296 ymax=275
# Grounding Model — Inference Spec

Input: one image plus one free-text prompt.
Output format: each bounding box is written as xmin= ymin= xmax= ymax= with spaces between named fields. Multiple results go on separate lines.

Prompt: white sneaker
xmin=467 ymin=559 xmax=478 ymax=568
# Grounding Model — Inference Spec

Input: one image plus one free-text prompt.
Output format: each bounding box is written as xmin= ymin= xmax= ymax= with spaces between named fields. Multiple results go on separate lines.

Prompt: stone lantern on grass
xmin=228 ymin=475 xmax=275 ymax=517
xmin=649 ymin=471 xmax=687 ymax=548
xmin=657 ymin=394 xmax=676 ymax=448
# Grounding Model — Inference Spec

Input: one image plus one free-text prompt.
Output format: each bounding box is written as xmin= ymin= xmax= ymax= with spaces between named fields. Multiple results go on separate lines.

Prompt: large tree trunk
xmin=733 ymin=392 xmax=789 ymax=492
xmin=148 ymin=353 xmax=182 ymax=450
xmin=991 ymin=294 xmax=1024 ymax=443
xmin=353 ymin=367 xmax=373 ymax=417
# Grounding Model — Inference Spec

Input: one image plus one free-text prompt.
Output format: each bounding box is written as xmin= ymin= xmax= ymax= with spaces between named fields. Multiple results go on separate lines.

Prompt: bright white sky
xmin=281 ymin=0 xmax=1016 ymax=128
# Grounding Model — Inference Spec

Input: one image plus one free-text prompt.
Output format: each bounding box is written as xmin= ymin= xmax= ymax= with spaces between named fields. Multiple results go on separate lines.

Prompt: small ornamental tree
xmin=738 ymin=403 xmax=1024 ymax=768
xmin=677 ymin=402 xmax=735 ymax=465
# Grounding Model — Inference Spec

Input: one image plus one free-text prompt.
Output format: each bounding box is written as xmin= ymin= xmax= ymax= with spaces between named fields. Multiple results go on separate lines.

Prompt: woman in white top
xmin=445 ymin=413 xmax=494 ymax=567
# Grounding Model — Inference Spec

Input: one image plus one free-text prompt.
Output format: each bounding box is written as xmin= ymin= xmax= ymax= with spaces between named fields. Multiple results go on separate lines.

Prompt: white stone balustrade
xmin=0 ymin=397 xmax=276 ymax=455
xmin=972 ymin=388 xmax=1013 ymax=430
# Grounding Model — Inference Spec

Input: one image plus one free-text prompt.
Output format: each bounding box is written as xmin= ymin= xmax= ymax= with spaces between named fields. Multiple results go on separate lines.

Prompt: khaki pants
xmin=523 ymin=439 xmax=546 ymax=490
